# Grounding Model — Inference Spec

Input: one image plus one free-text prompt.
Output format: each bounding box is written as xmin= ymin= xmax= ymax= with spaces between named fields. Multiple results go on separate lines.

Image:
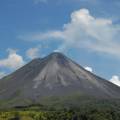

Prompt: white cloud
xmin=110 ymin=75 xmax=120 ymax=87
xmin=33 ymin=0 xmax=47 ymax=4
xmin=0 ymin=72 xmax=6 ymax=79
xmin=0 ymin=49 xmax=25 ymax=70
xmin=26 ymin=47 xmax=40 ymax=59
xmin=84 ymin=66 xmax=93 ymax=72
xmin=22 ymin=8 xmax=120 ymax=57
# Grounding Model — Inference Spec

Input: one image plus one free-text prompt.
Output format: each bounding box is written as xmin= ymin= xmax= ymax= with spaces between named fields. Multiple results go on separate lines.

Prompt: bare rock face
xmin=0 ymin=52 xmax=120 ymax=107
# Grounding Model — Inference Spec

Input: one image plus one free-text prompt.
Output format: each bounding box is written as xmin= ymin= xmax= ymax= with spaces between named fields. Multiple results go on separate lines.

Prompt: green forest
xmin=0 ymin=108 xmax=120 ymax=120
xmin=0 ymin=100 xmax=120 ymax=120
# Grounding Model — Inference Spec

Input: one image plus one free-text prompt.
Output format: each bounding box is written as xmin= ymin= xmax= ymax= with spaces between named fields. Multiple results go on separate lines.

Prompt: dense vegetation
xmin=0 ymin=100 xmax=120 ymax=120
xmin=0 ymin=108 xmax=120 ymax=120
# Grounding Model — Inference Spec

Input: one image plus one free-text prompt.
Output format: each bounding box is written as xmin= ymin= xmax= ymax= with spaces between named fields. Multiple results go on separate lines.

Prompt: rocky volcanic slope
xmin=0 ymin=52 xmax=120 ymax=108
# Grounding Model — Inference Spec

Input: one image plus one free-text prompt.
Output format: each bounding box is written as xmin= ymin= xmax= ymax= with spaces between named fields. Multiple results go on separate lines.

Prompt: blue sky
xmin=0 ymin=0 xmax=120 ymax=86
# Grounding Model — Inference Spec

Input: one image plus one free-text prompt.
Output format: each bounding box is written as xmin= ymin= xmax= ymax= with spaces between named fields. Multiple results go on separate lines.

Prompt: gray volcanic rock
xmin=0 ymin=52 xmax=120 ymax=107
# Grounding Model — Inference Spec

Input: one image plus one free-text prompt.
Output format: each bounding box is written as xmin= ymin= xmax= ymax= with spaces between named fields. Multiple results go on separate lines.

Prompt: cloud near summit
xmin=0 ymin=49 xmax=25 ymax=70
xmin=110 ymin=75 xmax=120 ymax=87
xmin=84 ymin=66 xmax=93 ymax=72
xmin=26 ymin=47 xmax=40 ymax=59
xmin=21 ymin=8 xmax=120 ymax=57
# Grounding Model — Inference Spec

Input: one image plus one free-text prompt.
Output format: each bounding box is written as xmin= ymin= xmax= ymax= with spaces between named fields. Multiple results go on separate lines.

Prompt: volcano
xmin=0 ymin=52 xmax=120 ymax=108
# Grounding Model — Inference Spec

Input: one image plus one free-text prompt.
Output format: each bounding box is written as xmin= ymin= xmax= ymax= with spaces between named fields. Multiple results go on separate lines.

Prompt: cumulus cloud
xmin=0 ymin=49 xmax=25 ymax=70
xmin=110 ymin=75 xmax=120 ymax=87
xmin=26 ymin=47 xmax=40 ymax=59
xmin=0 ymin=72 xmax=6 ymax=79
xmin=22 ymin=8 xmax=120 ymax=57
xmin=84 ymin=66 xmax=93 ymax=72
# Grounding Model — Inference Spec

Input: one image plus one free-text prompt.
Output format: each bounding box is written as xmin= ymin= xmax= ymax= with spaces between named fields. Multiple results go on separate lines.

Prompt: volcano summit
xmin=0 ymin=52 xmax=120 ymax=108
